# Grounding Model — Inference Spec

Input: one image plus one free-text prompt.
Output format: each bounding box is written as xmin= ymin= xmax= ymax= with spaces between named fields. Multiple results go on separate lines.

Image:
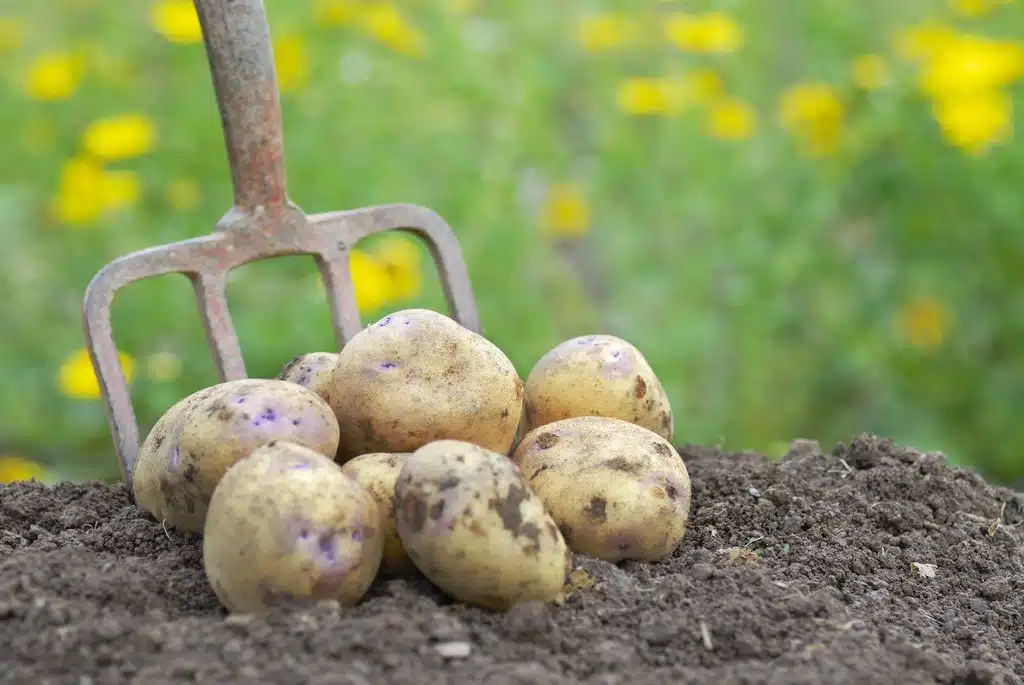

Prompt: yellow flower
xmin=375 ymin=235 xmax=422 ymax=301
xmin=145 ymin=351 xmax=182 ymax=382
xmin=151 ymin=0 xmax=203 ymax=44
xmin=313 ymin=0 xmax=360 ymax=26
xmin=706 ymin=98 xmax=758 ymax=141
xmin=0 ymin=16 xmax=25 ymax=53
xmin=679 ymin=67 xmax=725 ymax=105
xmin=58 ymin=348 xmax=135 ymax=400
xmin=51 ymin=157 xmax=140 ymax=226
xmin=932 ymin=90 xmax=1013 ymax=154
xmin=616 ymin=77 xmax=685 ymax=116
xmin=359 ymin=4 xmax=427 ymax=58
xmin=918 ymin=34 xmax=1024 ymax=97
xmin=540 ymin=183 xmax=591 ymax=238
xmin=851 ymin=54 xmax=890 ymax=90
xmin=274 ymin=34 xmax=311 ymax=93
xmin=779 ymin=83 xmax=845 ymax=157
xmin=951 ymin=0 xmax=1014 ymax=17
xmin=24 ymin=51 xmax=82 ymax=101
xmin=892 ymin=21 xmax=958 ymax=62
xmin=349 ymin=249 xmax=394 ymax=313
xmin=167 ymin=178 xmax=200 ymax=210
xmin=664 ymin=12 xmax=744 ymax=54
xmin=0 ymin=455 xmax=46 ymax=483
xmin=897 ymin=296 xmax=952 ymax=348
xmin=82 ymin=114 xmax=156 ymax=161
xmin=576 ymin=12 xmax=637 ymax=53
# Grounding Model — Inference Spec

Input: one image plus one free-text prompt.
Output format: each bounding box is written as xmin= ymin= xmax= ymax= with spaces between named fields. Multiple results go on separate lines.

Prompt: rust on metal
xmin=81 ymin=0 xmax=480 ymax=497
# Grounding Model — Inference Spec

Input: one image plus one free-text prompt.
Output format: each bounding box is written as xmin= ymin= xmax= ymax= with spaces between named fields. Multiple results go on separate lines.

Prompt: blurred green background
xmin=1 ymin=0 xmax=1022 ymax=488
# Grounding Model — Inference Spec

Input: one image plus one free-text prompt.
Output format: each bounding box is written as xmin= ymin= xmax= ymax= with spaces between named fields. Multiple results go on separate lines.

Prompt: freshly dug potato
xmin=339 ymin=452 xmax=414 ymax=577
xmin=327 ymin=309 xmax=524 ymax=462
xmin=522 ymin=334 xmax=674 ymax=441
xmin=512 ymin=416 xmax=691 ymax=563
xmin=133 ymin=378 xmax=340 ymax=534
xmin=277 ymin=352 xmax=337 ymax=403
xmin=203 ymin=441 xmax=383 ymax=614
xmin=393 ymin=440 xmax=572 ymax=610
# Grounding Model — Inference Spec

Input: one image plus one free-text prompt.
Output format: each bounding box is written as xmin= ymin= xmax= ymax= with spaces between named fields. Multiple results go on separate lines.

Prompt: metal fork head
xmin=81 ymin=0 xmax=480 ymax=495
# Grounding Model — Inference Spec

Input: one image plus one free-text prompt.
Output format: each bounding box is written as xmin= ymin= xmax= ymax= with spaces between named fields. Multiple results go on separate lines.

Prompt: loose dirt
xmin=2 ymin=434 xmax=1022 ymax=685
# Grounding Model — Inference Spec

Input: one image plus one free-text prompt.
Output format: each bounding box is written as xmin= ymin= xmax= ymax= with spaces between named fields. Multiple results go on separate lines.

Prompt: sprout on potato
xmin=133 ymin=378 xmax=340 ymax=534
xmin=203 ymin=441 xmax=383 ymax=614
xmin=339 ymin=452 xmax=414 ymax=577
xmin=277 ymin=352 xmax=338 ymax=404
xmin=522 ymin=334 xmax=673 ymax=441
xmin=512 ymin=416 xmax=691 ymax=563
xmin=393 ymin=440 xmax=572 ymax=611
xmin=326 ymin=309 xmax=524 ymax=463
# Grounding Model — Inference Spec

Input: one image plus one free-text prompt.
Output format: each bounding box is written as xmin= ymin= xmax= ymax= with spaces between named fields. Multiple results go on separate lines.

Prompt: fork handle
xmin=194 ymin=0 xmax=289 ymax=212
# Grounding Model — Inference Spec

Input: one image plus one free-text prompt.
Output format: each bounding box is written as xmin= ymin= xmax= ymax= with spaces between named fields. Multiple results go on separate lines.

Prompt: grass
xmin=1 ymin=0 xmax=1023 ymax=486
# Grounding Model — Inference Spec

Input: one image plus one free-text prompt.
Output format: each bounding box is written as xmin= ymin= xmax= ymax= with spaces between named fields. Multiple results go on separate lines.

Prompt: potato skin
xmin=277 ymin=352 xmax=338 ymax=403
xmin=512 ymin=416 xmax=691 ymax=563
xmin=133 ymin=378 xmax=341 ymax=534
xmin=203 ymin=441 xmax=383 ymax=614
xmin=393 ymin=440 xmax=572 ymax=611
xmin=522 ymin=334 xmax=673 ymax=441
xmin=339 ymin=452 xmax=414 ymax=577
xmin=327 ymin=309 xmax=524 ymax=463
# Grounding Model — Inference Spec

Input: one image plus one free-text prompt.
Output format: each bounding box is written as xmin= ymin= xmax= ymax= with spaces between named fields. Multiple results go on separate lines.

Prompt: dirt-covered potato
xmin=133 ymin=378 xmax=340 ymax=534
xmin=522 ymin=334 xmax=673 ymax=441
xmin=277 ymin=352 xmax=337 ymax=403
xmin=512 ymin=416 xmax=691 ymax=563
xmin=393 ymin=440 xmax=571 ymax=610
xmin=339 ymin=452 xmax=414 ymax=577
xmin=327 ymin=309 xmax=524 ymax=463
xmin=203 ymin=441 xmax=383 ymax=614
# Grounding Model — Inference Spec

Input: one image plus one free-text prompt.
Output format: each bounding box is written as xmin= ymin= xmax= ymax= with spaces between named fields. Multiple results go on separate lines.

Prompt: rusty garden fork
xmin=82 ymin=0 xmax=481 ymax=498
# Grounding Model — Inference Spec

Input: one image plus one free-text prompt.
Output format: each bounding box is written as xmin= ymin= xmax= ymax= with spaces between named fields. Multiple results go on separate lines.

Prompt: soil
xmin=2 ymin=434 xmax=1023 ymax=685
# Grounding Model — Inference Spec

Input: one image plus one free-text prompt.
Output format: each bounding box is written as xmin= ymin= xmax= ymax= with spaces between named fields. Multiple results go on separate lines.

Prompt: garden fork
xmin=82 ymin=0 xmax=480 ymax=498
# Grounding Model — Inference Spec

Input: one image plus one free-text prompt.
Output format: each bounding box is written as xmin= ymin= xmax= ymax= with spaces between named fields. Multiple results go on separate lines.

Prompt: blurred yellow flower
xmin=51 ymin=157 xmax=140 ymax=225
xmin=0 ymin=16 xmax=25 ymax=53
xmin=359 ymin=4 xmax=427 ymax=58
xmin=918 ymin=34 xmax=1024 ymax=97
xmin=151 ymin=0 xmax=203 ymax=44
xmin=932 ymin=90 xmax=1013 ymax=154
xmin=951 ymin=0 xmax=1014 ymax=16
xmin=576 ymin=12 xmax=637 ymax=53
xmin=313 ymin=0 xmax=359 ymax=26
xmin=274 ymin=34 xmax=311 ymax=93
xmin=664 ymin=12 xmax=744 ymax=54
xmin=897 ymin=296 xmax=952 ymax=348
xmin=779 ymin=83 xmax=845 ymax=157
xmin=0 ymin=455 xmax=45 ymax=483
xmin=145 ymin=351 xmax=182 ymax=382
xmin=852 ymin=54 xmax=890 ymax=90
xmin=679 ymin=67 xmax=725 ymax=105
xmin=82 ymin=114 xmax=156 ymax=161
xmin=375 ymin=235 xmax=422 ymax=301
xmin=540 ymin=183 xmax=591 ymax=238
xmin=706 ymin=98 xmax=758 ymax=141
xmin=24 ymin=51 xmax=82 ymax=101
xmin=350 ymin=249 xmax=394 ymax=313
xmin=58 ymin=348 xmax=135 ymax=400
xmin=616 ymin=77 xmax=685 ymax=116
xmin=892 ymin=22 xmax=959 ymax=62
xmin=167 ymin=178 xmax=200 ymax=210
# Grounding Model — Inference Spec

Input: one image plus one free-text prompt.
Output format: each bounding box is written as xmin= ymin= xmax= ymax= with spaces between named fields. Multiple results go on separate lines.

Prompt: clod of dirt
xmin=2 ymin=433 xmax=1023 ymax=685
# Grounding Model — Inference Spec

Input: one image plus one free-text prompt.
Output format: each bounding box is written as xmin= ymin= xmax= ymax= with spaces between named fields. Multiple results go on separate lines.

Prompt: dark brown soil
xmin=2 ymin=434 xmax=1023 ymax=685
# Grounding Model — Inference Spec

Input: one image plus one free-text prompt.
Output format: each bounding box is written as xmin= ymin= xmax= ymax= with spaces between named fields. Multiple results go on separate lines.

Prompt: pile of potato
xmin=132 ymin=308 xmax=692 ymax=614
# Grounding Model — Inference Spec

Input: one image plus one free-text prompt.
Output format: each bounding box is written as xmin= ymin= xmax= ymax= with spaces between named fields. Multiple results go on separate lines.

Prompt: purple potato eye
xmin=403 ymin=318 xmax=411 ymax=325
xmin=379 ymin=361 xmax=399 ymax=370
xmin=299 ymin=528 xmax=310 ymax=539
xmin=379 ymin=316 xmax=393 ymax=327
xmin=318 ymin=533 xmax=337 ymax=563
xmin=292 ymin=419 xmax=301 ymax=426
xmin=351 ymin=528 xmax=363 ymax=543
xmin=169 ymin=446 xmax=181 ymax=471
xmin=235 ymin=397 xmax=246 ymax=405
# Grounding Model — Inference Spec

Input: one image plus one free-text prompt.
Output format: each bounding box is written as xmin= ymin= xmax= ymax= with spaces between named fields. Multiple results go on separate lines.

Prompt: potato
xmin=339 ymin=452 xmax=414 ymax=577
xmin=203 ymin=440 xmax=383 ymax=614
xmin=277 ymin=352 xmax=337 ymax=403
xmin=326 ymin=309 xmax=524 ymax=463
xmin=511 ymin=416 xmax=691 ymax=563
xmin=522 ymin=334 xmax=674 ymax=441
xmin=393 ymin=440 xmax=571 ymax=610
xmin=133 ymin=378 xmax=340 ymax=534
